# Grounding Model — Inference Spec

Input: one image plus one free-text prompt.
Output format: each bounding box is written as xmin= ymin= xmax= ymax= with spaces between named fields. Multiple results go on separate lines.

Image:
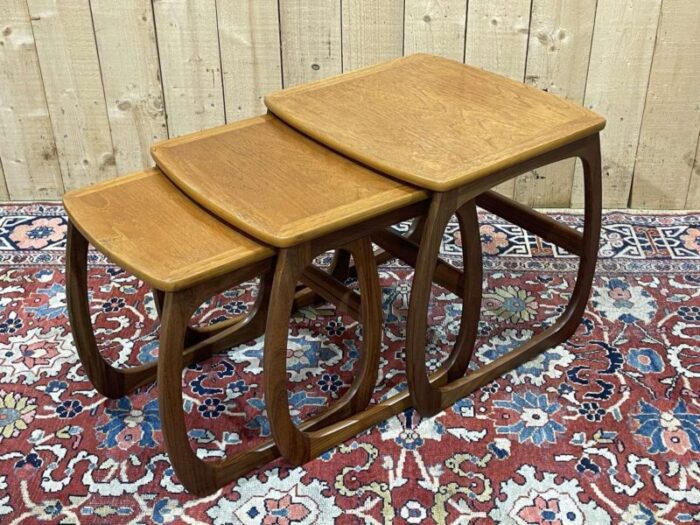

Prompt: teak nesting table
xmin=64 ymin=54 xmax=605 ymax=496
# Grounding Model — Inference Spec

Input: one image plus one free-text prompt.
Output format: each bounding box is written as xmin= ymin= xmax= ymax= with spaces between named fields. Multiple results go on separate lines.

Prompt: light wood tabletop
xmin=151 ymin=115 xmax=428 ymax=248
xmin=265 ymin=54 xmax=606 ymax=192
xmin=63 ymin=169 xmax=273 ymax=291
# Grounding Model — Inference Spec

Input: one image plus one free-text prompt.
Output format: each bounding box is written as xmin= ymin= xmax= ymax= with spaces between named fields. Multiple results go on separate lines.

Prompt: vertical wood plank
xmin=404 ymin=0 xmax=467 ymax=61
xmin=341 ymin=0 xmax=404 ymax=71
xmin=685 ymin=134 xmax=700 ymax=208
xmin=513 ymin=0 xmax=596 ymax=207
xmin=91 ymin=0 xmax=167 ymax=175
xmin=26 ymin=0 xmax=116 ymax=192
xmin=278 ymin=0 xmax=342 ymax=87
xmin=153 ymin=0 xmax=225 ymax=137
xmin=629 ymin=0 xmax=700 ymax=209
xmin=464 ymin=0 xmax=531 ymax=81
xmin=571 ymin=0 xmax=662 ymax=208
xmin=216 ymin=0 xmax=282 ymax=122
xmin=465 ymin=0 xmax=532 ymax=197
xmin=0 ymin=0 xmax=63 ymax=199
xmin=0 ymin=161 xmax=8 ymax=201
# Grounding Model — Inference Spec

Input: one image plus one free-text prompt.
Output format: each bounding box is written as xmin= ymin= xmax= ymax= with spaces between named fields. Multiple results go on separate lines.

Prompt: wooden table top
xmin=63 ymin=169 xmax=273 ymax=291
xmin=151 ymin=115 xmax=428 ymax=248
xmin=265 ymin=54 xmax=606 ymax=192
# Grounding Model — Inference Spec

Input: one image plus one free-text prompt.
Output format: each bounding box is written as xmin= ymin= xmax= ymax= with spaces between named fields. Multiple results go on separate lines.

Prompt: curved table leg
xmin=264 ymin=238 xmax=382 ymax=466
xmin=152 ymin=289 xmax=250 ymax=345
xmin=447 ymin=202 xmax=484 ymax=382
xmin=404 ymin=193 xmax=483 ymax=416
xmin=66 ymin=223 xmax=270 ymax=399
xmin=156 ymin=278 xmax=374 ymax=495
xmin=406 ymin=135 xmax=602 ymax=417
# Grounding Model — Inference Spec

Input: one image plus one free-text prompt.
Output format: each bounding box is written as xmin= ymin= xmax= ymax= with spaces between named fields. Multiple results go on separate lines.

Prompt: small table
xmin=266 ymin=53 xmax=605 ymax=416
xmin=152 ymin=114 xmax=430 ymax=476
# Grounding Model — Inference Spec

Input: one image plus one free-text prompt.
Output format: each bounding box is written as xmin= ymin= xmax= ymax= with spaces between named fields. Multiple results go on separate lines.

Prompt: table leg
xmin=65 ymin=222 xmax=272 ymax=399
xmin=406 ymin=134 xmax=602 ymax=417
xmin=264 ymin=238 xmax=382 ymax=466
xmin=404 ymin=192 xmax=484 ymax=416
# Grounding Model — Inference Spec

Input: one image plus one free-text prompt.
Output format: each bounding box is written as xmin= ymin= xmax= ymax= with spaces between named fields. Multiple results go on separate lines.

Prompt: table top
xmin=151 ymin=115 xmax=428 ymax=248
xmin=63 ymin=169 xmax=273 ymax=291
xmin=265 ymin=54 xmax=606 ymax=192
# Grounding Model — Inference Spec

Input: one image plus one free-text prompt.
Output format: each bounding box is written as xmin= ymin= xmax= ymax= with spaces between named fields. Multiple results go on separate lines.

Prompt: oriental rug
xmin=0 ymin=203 xmax=698 ymax=524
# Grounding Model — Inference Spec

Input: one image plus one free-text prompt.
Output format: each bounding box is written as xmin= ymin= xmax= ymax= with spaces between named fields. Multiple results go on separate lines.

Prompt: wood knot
xmin=100 ymin=153 xmax=116 ymax=169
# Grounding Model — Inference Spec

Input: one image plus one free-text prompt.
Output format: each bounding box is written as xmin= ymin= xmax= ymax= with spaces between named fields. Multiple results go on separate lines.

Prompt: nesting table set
xmin=63 ymin=54 xmax=605 ymax=496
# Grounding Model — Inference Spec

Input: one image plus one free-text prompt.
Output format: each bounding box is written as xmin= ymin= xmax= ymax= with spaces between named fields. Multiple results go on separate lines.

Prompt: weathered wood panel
xmin=0 ymin=162 xmax=7 ymax=200
xmin=465 ymin=0 xmax=532 ymax=198
xmin=27 ymin=0 xmax=116 ymax=192
xmin=91 ymin=0 xmax=167 ymax=174
xmin=0 ymin=1 xmax=697 ymax=208
xmin=278 ymin=0 xmax=342 ymax=87
xmin=153 ymin=0 xmax=225 ymax=137
xmin=464 ymin=0 xmax=531 ymax=81
xmin=685 ymin=135 xmax=700 ymax=208
xmin=216 ymin=0 xmax=282 ymax=122
xmin=404 ymin=0 xmax=467 ymax=61
xmin=0 ymin=0 xmax=63 ymax=199
xmin=342 ymin=0 xmax=404 ymax=71
xmin=630 ymin=0 xmax=700 ymax=209
xmin=571 ymin=0 xmax=662 ymax=208
xmin=514 ymin=0 xmax=597 ymax=207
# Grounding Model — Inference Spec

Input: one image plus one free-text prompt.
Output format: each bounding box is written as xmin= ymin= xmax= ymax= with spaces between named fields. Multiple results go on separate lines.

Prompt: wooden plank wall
xmin=0 ymin=0 xmax=698 ymax=208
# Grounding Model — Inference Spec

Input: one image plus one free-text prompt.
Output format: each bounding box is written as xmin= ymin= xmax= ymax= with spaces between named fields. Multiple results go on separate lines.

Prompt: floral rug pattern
xmin=0 ymin=202 xmax=699 ymax=524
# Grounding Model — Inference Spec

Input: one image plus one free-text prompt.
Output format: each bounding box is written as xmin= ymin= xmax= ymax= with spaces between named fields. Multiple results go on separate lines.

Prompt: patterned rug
xmin=0 ymin=202 xmax=699 ymax=524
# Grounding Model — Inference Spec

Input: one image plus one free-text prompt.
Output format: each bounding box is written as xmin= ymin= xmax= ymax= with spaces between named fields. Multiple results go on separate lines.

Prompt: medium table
xmin=265 ymin=53 xmax=605 ymax=416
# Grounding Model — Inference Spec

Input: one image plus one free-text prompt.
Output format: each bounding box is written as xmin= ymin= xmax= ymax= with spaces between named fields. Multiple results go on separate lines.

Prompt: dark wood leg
xmin=265 ymin=238 xmax=382 ymax=466
xmin=156 ymin=253 xmax=382 ymax=496
xmin=405 ymin=134 xmax=602 ymax=416
xmin=447 ymin=202 xmax=483 ymax=382
xmin=404 ymin=192 xmax=484 ymax=416
xmin=66 ymin=222 xmax=272 ymax=399
xmin=156 ymin=286 xmax=279 ymax=496
xmin=329 ymin=248 xmax=352 ymax=281
xmin=66 ymin=223 xmax=156 ymax=398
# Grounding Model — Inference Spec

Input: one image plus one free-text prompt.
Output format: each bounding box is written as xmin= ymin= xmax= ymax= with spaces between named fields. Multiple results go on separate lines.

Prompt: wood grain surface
xmin=91 ymin=0 xmax=168 ymax=174
xmin=341 ymin=0 xmax=404 ymax=71
xmin=514 ymin=0 xmax=597 ymax=207
xmin=152 ymin=115 xmax=427 ymax=247
xmin=63 ymin=169 xmax=272 ymax=291
xmin=403 ymin=0 xmax=467 ymax=61
xmin=571 ymin=0 xmax=662 ymax=207
xmin=265 ymin=54 xmax=605 ymax=192
xmin=27 ymin=0 xmax=117 ymax=191
xmin=216 ymin=0 xmax=282 ymax=121
xmin=630 ymin=0 xmax=700 ymax=209
xmin=0 ymin=0 xmax=63 ymax=199
xmin=278 ymin=0 xmax=342 ymax=87
xmin=152 ymin=0 xmax=226 ymax=137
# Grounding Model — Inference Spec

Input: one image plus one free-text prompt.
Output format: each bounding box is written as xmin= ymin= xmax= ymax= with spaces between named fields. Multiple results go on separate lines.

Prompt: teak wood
xmin=265 ymin=53 xmax=605 ymax=191
xmin=404 ymin=134 xmax=602 ymax=416
xmin=64 ymin=167 xmax=433 ymax=496
xmin=266 ymin=53 xmax=605 ymax=418
xmin=66 ymin=53 xmax=606 ymax=498
xmin=64 ymin=169 xmax=414 ymax=495
xmin=63 ymin=169 xmax=273 ymax=291
xmin=151 ymin=114 xmax=427 ymax=247
xmin=264 ymin=238 xmax=382 ymax=466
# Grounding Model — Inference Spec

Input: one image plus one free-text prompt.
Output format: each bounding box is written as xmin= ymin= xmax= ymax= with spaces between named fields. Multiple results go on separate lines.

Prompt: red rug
xmin=0 ymin=202 xmax=699 ymax=524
